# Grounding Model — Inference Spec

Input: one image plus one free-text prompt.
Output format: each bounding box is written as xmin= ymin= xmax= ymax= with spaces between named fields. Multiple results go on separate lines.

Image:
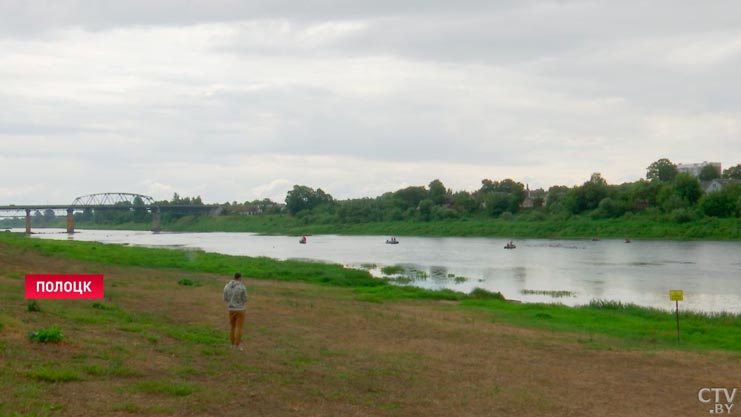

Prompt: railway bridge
xmin=0 ymin=193 xmax=216 ymax=234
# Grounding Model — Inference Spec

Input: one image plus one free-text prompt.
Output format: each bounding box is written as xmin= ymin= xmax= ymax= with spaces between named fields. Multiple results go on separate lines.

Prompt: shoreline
xmin=4 ymin=211 xmax=741 ymax=240
xmin=2 ymin=231 xmax=739 ymax=352
xmin=11 ymin=229 xmax=741 ymax=315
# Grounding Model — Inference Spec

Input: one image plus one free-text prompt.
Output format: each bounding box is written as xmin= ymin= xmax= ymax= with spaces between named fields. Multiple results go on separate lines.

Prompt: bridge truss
xmin=71 ymin=193 xmax=155 ymax=207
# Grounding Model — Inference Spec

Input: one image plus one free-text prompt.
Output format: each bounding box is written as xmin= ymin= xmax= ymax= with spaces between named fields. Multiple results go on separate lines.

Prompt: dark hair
xmin=233 ymin=272 xmax=242 ymax=279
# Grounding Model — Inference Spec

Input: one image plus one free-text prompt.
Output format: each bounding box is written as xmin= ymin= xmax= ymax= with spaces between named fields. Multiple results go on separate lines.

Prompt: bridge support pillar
xmin=151 ymin=206 xmax=161 ymax=233
xmin=66 ymin=208 xmax=75 ymax=234
xmin=25 ymin=209 xmax=31 ymax=234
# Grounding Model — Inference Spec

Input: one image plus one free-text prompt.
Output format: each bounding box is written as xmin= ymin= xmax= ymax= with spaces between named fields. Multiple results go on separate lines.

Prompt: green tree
xmin=722 ymin=164 xmax=741 ymax=179
xmin=428 ymin=179 xmax=447 ymax=206
xmin=699 ymin=193 xmax=736 ymax=217
xmin=646 ymin=158 xmax=678 ymax=182
xmin=672 ymin=173 xmax=703 ymax=205
xmin=42 ymin=209 xmax=56 ymax=224
xmin=451 ymin=191 xmax=478 ymax=214
xmin=595 ymin=197 xmax=620 ymax=218
xmin=545 ymin=185 xmax=570 ymax=213
xmin=477 ymin=178 xmax=526 ymax=214
xmin=418 ymin=199 xmax=434 ymax=221
xmin=628 ymin=179 xmax=664 ymax=210
xmin=285 ymin=185 xmax=334 ymax=215
xmin=698 ymin=165 xmax=720 ymax=181
xmin=132 ymin=196 xmax=148 ymax=223
xmin=566 ymin=173 xmax=609 ymax=214
xmin=394 ymin=186 xmax=428 ymax=210
xmin=484 ymin=192 xmax=511 ymax=217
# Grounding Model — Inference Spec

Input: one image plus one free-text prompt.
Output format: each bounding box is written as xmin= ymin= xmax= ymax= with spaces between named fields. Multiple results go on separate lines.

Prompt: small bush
xmin=27 ymin=300 xmax=41 ymax=312
xmin=91 ymin=302 xmax=113 ymax=310
xmin=469 ymin=288 xmax=506 ymax=301
xmin=670 ymin=208 xmax=697 ymax=223
xmin=177 ymin=278 xmax=198 ymax=286
xmin=29 ymin=327 xmax=64 ymax=343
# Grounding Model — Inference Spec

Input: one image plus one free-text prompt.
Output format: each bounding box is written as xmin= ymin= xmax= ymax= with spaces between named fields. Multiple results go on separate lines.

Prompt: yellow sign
xmin=670 ymin=290 xmax=684 ymax=301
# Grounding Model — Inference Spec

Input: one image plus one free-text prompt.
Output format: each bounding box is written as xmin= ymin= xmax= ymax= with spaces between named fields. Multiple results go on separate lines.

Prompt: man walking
xmin=223 ymin=272 xmax=248 ymax=350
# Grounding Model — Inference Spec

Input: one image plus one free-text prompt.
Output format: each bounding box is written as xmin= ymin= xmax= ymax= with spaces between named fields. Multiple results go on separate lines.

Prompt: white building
xmin=677 ymin=161 xmax=721 ymax=177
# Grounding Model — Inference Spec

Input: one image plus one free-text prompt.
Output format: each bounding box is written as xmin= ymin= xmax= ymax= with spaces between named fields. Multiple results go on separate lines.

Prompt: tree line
xmin=3 ymin=158 xmax=741 ymax=229
xmin=283 ymin=159 xmax=741 ymax=224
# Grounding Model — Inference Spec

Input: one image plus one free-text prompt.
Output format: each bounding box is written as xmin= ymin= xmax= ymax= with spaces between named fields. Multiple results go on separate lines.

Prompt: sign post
xmin=669 ymin=290 xmax=683 ymax=345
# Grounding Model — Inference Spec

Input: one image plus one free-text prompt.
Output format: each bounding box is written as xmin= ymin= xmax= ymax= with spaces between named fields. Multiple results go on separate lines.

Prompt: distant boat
xmin=591 ymin=237 xmax=601 ymax=241
xmin=625 ymin=238 xmax=631 ymax=243
xmin=504 ymin=241 xmax=516 ymax=249
xmin=299 ymin=236 xmax=307 ymax=244
xmin=386 ymin=237 xmax=399 ymax=244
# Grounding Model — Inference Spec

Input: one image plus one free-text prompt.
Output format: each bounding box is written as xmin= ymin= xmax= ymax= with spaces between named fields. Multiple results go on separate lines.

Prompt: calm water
xmin=18 ymin=229 xmax=741 ymax=313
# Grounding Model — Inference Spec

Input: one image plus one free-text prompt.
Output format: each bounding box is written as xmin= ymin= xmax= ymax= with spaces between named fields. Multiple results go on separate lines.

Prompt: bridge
xmin=0 ymin=193 xmax=218 ymax=234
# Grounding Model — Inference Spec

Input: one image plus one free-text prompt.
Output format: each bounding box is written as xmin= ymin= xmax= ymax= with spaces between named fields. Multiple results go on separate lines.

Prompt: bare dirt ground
xmin=0 ymin=245 xmax=739 ymax=417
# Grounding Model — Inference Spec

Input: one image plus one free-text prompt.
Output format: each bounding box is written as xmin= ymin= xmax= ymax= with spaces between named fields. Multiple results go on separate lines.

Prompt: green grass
xmin=27 ymin=366 xmax=81 ymax=383
xmin=61 ymin=213 xmax=741 ymax=240
xmin=460 ymin=298 xmax=741 ymax=350
xmin=133 ymin=380 xmax=195 ymax=396
xmin=24 ymin=211 xmax=741 ymax=239
xmin=161 ymin=325 xmax=225 ymax=345
xmin=28 ymin=327 xmax=64 ymax=343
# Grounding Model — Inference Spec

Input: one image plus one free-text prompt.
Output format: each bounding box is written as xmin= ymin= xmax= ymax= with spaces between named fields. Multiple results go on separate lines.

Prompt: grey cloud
xmin=0 ymin=0 xmax=525 ymax=37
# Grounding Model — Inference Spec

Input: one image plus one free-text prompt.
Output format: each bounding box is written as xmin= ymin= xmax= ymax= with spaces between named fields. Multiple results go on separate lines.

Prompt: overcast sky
xmin=1 ymin=0 xmax=740 ymax=205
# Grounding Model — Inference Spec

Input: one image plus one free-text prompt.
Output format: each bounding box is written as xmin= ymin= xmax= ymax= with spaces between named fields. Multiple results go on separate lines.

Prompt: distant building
xmin=700 ymin=179 xmax=741 ymax=194
xmin=677 ymin=161 xmax=721 ymax=177
xmin=521 ymin=185 xmax=534 ymax=209
xmin=520 ymin=185 xmax=545 ymax=209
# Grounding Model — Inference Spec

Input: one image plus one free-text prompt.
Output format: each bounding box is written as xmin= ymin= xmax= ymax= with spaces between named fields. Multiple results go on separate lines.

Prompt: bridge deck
xmin=0 ymin=205 xmax=217 ymax=211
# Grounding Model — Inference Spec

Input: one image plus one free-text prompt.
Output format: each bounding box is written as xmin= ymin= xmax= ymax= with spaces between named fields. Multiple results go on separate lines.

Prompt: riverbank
xmin=2 ymin=232 xmax=739 ymax=350
xmin=26 ymin=213 xmax=741 ymax=240
xmin=1 ymin=232 xmax=739 ymax=416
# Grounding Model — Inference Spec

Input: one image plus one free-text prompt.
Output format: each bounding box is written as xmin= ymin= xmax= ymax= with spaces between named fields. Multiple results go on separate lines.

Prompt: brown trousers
xmin=228 ymin=310 xmax=246 ymax=346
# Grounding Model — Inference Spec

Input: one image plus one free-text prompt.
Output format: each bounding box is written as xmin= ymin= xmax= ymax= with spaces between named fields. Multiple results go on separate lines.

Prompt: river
xmin=17 ymin=228 xmax=741 ymax=313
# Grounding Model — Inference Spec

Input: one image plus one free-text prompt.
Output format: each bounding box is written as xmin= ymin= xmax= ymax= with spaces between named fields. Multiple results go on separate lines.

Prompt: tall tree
xmin=646 ymin=158 xmax=678 ymax=182
xmin=394 ymin=186 xmax=428 ymax=210
xmin=428 ymin=179 xmax=447 ymax=206
xmin=722 ymin=164 xmax=741 ymax=179
xmin=698 ymin=165 xmax=720 ymax=181
xmin=672 ymin=173 xmax=703 ymax=205
xmin=285 ymin=185 xmax=334 ymax=215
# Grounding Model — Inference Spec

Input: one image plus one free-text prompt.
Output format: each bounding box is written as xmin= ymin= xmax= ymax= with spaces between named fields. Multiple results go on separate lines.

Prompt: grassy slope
xmin=16 ymin=211 xmax=741 ymax=239
xmin=59 ymin=214 xmax=741 ymax=240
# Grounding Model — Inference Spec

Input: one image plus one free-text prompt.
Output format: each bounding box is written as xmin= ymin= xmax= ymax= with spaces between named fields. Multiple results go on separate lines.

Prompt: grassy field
xmin=1 ymin=232 xmax=740 ymax=416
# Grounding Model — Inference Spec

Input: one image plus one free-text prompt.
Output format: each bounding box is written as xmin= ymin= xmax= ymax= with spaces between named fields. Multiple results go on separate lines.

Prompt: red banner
xmin=25 ymin=274 xmax=104 ymax=299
